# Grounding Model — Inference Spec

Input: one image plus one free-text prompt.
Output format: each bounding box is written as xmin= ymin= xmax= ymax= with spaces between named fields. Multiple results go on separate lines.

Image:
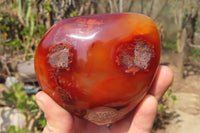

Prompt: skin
xmin=35 ymin=65 xmax=173 ymax=133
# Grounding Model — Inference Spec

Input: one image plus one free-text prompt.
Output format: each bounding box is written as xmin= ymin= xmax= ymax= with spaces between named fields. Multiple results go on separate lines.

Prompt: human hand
xmin=35 ymin=65 xmax=173 ymax=133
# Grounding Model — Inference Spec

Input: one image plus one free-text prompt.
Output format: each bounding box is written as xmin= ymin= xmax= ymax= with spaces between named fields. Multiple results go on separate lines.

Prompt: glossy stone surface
xmin=34 ymin=13 xmax=160 ymax=125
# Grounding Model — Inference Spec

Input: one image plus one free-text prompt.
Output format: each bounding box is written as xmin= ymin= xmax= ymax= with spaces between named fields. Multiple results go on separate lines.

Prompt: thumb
xmin=35 ymin=91 xmax=74 ymax=133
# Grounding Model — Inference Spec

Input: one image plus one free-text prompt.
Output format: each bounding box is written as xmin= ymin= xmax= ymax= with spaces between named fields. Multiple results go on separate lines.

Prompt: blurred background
xmin=0 ymin=0 xmax=200 ymax=133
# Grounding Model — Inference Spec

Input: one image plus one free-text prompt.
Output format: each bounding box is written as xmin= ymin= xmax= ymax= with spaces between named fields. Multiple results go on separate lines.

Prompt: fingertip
xmin=35 ymin=91 xmax=43 ymax=100
xmin=35 ymin=91 xmax=74 ymax=133
xmin=36 ymin=91 xmax=71 ymax=118
xmin=35 ymin=91 xmax=46 ymax=111
xmin=149 ymin=65 xmax=174 ymax=101
xmin=159 ymin=65 xmax=174 ymax=84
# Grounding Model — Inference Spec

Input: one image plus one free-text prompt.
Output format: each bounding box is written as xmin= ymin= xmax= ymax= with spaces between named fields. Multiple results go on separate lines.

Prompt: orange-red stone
xmin=34 ymin=13 xmax=160 ymax=125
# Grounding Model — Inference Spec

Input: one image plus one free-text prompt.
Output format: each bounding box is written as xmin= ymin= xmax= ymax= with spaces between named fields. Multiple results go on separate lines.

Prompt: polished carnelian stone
xmin=34 ymin=13 xmax=160 ymax=125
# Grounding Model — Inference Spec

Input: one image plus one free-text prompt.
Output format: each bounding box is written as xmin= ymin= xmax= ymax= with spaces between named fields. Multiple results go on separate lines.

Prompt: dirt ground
xmin=154 ymin=51 xmax=200 ymax=133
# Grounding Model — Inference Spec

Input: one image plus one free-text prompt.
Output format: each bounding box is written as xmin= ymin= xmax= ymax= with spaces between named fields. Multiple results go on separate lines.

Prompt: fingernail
xmin=36 ymin=98 xmax=45 ymax=111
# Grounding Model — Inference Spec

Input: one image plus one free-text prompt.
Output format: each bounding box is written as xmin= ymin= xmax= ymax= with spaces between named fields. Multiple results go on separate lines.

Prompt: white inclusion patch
xmin=134 ymin=41 xmax=152 ymax=70
xmin=49 ymin=48 xmax=70 ymax=68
